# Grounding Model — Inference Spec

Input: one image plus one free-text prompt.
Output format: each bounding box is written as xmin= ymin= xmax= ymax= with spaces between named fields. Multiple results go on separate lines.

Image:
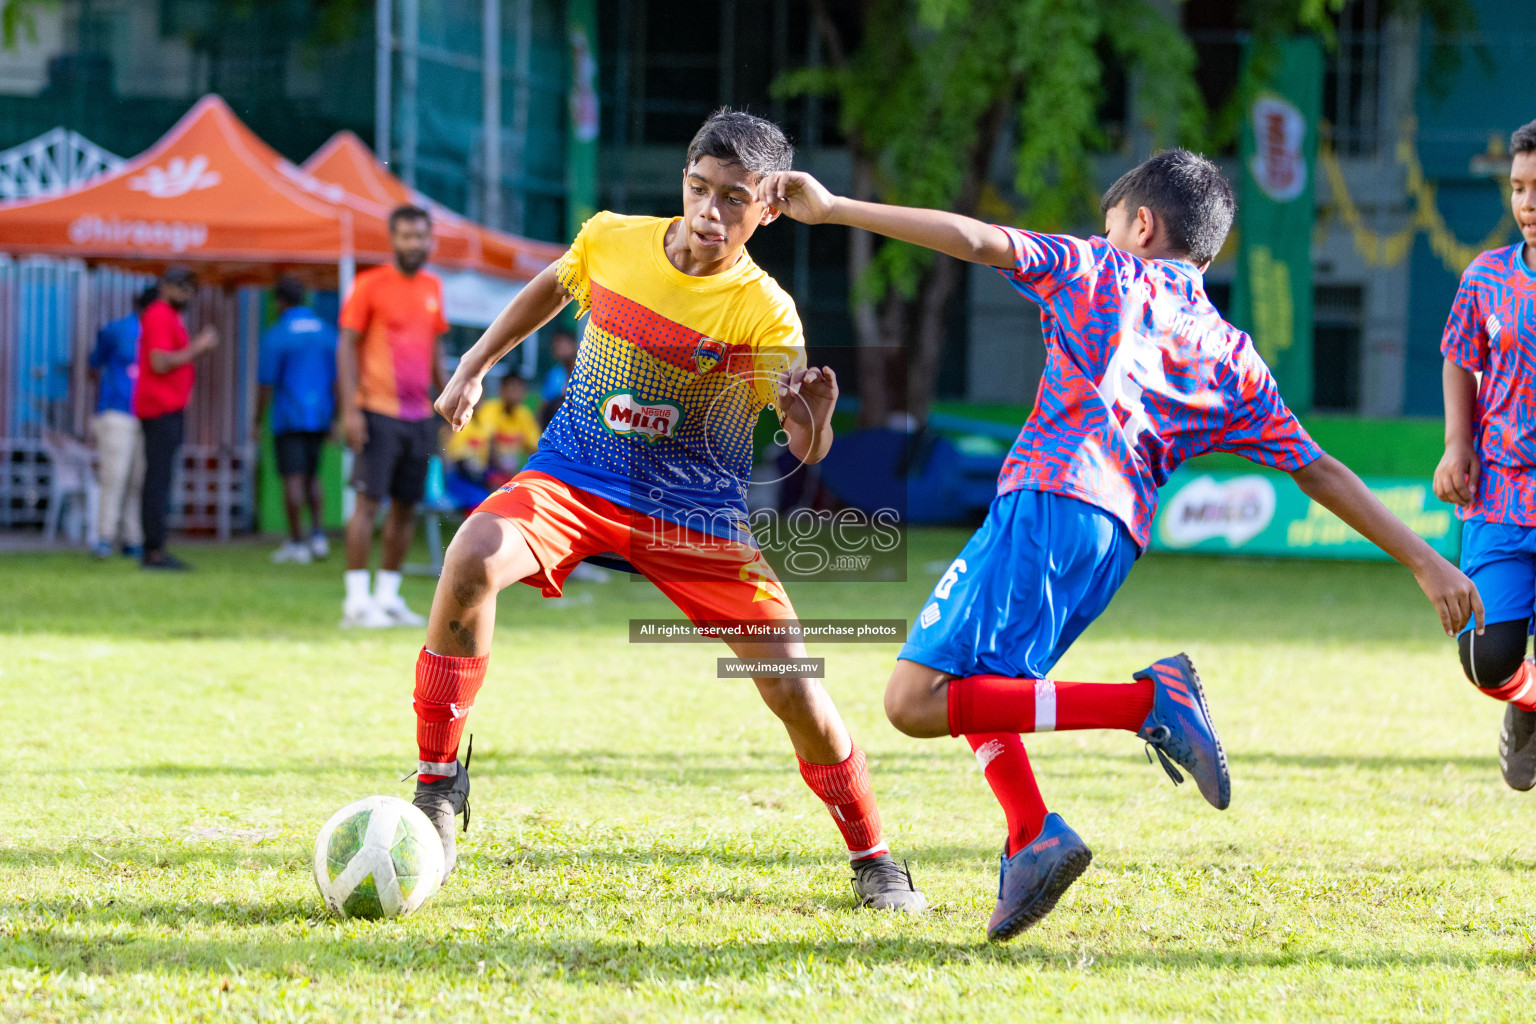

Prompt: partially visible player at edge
xmin=1433 ymin=117 xmax=1536 ymax=792
xmin=407 ymin=109 xmax=926 ymax=911
xmin=758 ymin=150 xmax=1483 ymax=940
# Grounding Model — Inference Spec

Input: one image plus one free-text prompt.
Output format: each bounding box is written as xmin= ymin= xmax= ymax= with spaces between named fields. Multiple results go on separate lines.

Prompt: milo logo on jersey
xmin=599 ymin=390 xmax=685 ymax=442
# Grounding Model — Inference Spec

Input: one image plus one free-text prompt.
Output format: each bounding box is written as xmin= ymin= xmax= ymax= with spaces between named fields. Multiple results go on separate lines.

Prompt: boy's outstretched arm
xmin=755 ymin=171 xmax=1015 ymax=268
xmin=1432 ymin=358 xmax=1480 ymax=507
xmin=1291 ymin=454 xmax=1483 ymax=637
xmin=435 ymin=262 xmax=570 ymax=432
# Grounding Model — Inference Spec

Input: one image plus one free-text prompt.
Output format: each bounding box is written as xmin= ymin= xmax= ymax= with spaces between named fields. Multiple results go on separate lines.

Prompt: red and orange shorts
xmin=473 ymin=471 xmax=795 ymax=625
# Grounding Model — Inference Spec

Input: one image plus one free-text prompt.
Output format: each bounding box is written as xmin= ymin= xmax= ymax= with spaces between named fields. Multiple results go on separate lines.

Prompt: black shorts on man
xmin=354 ymin=411 xmax=437 ymax=504
xmin=274 ymin=430 xmax=328 ymax=478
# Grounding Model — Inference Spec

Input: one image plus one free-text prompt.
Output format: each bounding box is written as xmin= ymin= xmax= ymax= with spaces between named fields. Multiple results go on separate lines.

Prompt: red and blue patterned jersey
xmin=1441 ymin=244 xmax=1536 ymax=527
xmin=993 ymin=227 xmax=1322 ymax=549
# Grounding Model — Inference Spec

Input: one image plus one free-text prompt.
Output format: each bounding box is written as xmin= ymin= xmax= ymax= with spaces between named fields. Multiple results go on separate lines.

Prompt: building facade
xmin=0 ymin=0 xmax=1527 ymax=417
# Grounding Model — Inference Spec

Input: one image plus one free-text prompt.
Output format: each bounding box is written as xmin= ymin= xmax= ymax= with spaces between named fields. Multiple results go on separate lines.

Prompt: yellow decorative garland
xmin=1319 ymin=118 xmax=1514 ymax=275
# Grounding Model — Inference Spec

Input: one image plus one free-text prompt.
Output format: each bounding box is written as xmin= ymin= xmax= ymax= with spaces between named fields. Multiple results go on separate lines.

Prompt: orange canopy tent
xmin=300 ymin=130 xmax=563 ymax=282
xmin=0 ymin=95 xmax=399 ymax=286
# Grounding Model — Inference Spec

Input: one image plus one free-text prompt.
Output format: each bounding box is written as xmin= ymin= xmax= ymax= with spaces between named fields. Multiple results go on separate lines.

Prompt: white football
xmin=312 ymin=795 xmax=444 ymax=919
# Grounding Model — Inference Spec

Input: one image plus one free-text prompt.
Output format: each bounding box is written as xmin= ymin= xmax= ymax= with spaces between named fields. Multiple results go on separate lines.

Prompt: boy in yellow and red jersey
xmin=405 ymin=110 xmax=925 ymax=912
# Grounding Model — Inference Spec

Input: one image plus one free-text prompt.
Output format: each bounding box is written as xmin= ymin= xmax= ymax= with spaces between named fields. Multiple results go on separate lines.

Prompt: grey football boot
xmin=851 ymin=853 xmax=928 ymax=912
xmin=1499 ymin=704 xmax=1536 ymax=791
xmin=412 ymin=736 xmax=472 ymax=879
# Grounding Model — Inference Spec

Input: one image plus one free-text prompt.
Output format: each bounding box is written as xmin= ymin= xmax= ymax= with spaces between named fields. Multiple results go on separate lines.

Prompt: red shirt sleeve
xmin=993 ymin=226 xmax=1098 ymax=305
xmin=338 ymin=273 xmax=373 ymax=333
xmin=1440 ymin=263 xmax=1487 ymax=373
xmin=1212 ymin=335 xmax=1323 ymax=471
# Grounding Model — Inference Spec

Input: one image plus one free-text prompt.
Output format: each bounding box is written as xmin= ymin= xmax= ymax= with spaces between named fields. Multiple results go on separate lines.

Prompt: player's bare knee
xmin=1459 ymin=618 xmax=1530 ymax=689
xmin=441 ymin=519 xmax=506 ymax=607
xmin=883 ymin=669 xmax=943 ymax=737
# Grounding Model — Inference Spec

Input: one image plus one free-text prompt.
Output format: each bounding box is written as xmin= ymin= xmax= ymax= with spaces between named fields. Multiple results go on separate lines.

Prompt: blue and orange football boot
xmin=1134 ymin=653 xmax=1230 ymax=810
xmin=986 ymin=813 xmax=1093 ymax=941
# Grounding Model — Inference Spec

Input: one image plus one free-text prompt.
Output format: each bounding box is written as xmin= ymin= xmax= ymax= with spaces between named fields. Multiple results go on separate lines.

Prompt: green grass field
xmin=2 ymin=533 xmax=1534 ymax=1022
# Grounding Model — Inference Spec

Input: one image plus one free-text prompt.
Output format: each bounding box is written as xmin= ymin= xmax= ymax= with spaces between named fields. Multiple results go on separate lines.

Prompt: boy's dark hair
xmin=1511 ymin=119 xmax=1536 ymax=157
xmin=133 ymin=285 xmax=159 ymax=311
xmin=274 ymin=274 xmax=305 ymax=308
xmin=1100 ymin=149 xmax=1236 ymax=266
xmin=686 ymin=108 xmax=793 ymax=180
xmin=389 ymin=203 xmax=432 ymax=232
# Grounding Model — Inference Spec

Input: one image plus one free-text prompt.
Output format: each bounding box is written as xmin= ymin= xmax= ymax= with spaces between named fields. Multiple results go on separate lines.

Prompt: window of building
xmin=1313 ymin=284 xmax=1364 ymax=411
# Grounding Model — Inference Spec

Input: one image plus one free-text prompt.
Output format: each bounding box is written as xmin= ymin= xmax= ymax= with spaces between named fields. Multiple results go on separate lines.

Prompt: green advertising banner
xmin=1149 ymin=469 xmax=1460 ymax=561
xmin=565 ymin=0 xmax=599 ymax=241
xmin=1230 ymin=37 xmax=1322 ymax=412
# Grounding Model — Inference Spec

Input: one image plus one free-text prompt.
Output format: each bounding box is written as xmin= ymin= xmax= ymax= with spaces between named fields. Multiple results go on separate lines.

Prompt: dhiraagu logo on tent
xmin=599 ymin=390 xmax=684 ymax=442
xmin=1159 ymin=474 xmax=1277 ymax=549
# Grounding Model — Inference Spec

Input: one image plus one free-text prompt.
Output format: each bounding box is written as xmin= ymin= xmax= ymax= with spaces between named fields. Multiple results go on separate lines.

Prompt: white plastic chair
xmin=40 ymin=429 xmax=100 ymax=546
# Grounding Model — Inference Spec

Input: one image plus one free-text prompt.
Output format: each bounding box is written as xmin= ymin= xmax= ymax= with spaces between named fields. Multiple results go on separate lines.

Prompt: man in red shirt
xmin=336 ymin=205 xmax=449 ymax=627
xmin=135 ymin=266 xmax=218 ymax=570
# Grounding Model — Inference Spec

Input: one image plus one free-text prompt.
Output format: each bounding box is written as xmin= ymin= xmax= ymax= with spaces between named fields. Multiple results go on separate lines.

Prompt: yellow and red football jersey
xmin=523 ymin=212 xmax=804 ymax=538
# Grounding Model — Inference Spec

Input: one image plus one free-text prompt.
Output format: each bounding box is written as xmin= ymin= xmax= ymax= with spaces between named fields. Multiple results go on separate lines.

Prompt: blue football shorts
xmin=899 ymin=488 xmax=1138 ymax=679
xmin=1459 ymin=515 xmax=1536 ymax=635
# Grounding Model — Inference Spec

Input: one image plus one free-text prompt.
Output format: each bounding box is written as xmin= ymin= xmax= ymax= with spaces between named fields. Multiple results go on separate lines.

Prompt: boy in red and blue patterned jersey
xmin=402 ymin=110 xmax=925 ymax=913
xmin=760 ymin=149 xmax=1482 ymax=940
xmin=1434 ymin=118 xmax=1536 ymax=792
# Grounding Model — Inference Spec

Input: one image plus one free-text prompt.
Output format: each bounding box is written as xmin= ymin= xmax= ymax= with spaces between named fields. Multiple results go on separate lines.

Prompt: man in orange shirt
xmin=336 ymin=205 xmax=449 ymax=627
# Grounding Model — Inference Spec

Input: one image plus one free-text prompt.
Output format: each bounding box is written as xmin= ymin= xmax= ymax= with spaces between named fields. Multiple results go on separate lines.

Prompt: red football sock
xmin=1481 ymin=659 xmax=1536 ymax=711
xmin=797 ymin=745 xmax=888 ymax=861
xmin=414 ymin=648 xmax=489 ymax=781
xmin=947 ymin=674 xmax=1154 ymax=737
xmin=968 ymin=733 xmax=1048 ymax=857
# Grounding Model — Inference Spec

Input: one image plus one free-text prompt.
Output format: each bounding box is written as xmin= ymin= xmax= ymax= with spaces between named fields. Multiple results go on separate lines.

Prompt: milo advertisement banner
xmin=1150 ymin=469 xmax=1460 ymax=561
xmin=1230 ymin=37 xmax=1322 ymax=412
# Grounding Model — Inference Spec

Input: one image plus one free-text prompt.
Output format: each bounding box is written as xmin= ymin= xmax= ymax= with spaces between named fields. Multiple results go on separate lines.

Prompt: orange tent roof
xmin=302 ymin=131 xmax=563 ymax=281
xmin=0 ymin=95 xmax=396 ymax=282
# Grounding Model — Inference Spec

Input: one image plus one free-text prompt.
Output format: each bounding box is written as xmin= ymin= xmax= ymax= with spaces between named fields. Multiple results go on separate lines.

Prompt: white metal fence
xmin=0 ymin=255 xmax=258 ymax=539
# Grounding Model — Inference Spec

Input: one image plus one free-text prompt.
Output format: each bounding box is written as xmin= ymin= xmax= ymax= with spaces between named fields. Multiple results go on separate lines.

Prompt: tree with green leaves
xmin=785 ymin=0 xmax=1471 ymax=426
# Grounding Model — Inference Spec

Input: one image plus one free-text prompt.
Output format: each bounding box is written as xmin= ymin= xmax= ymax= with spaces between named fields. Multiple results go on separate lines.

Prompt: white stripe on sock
xmin=848 ymin=842 xmax=889 ymax=860
xmin=1035 ymin=679 xmax=1057 ymax=733
xmin=418 ymin=760 xmax=457 ymax=778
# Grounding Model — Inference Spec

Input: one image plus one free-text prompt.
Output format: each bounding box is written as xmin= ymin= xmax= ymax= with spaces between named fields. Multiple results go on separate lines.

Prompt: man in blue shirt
xmin=257 ymin=276 xmax=338 ymax=564
xmin=88 ymin=285 xmax=156 ymax=559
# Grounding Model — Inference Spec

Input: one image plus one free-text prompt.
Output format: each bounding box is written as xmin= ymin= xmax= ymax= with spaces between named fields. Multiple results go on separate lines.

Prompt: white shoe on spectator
xmin=374 ymin=594 xmax=426 ymax=627
xmin=309 ymin=531 xmax=330 ymax=560
xmin=272 ymin=540 xmax=313 ymax=564
xmin=340 ymin=596 xmax=393 ymax=628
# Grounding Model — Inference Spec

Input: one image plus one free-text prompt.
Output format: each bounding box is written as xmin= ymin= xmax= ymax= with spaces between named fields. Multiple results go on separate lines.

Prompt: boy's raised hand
xmin=756 ymin=171 xmax=837 ymax=224
xmin=778 ymin=364 xmax=839 ymax=427
xmin=435 ymin=369 xmax=483 ymax=432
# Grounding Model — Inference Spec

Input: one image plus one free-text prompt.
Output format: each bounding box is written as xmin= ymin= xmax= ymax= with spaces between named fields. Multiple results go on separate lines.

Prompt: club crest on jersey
xmin=693 ymin=336 xmax=726 ymax=374
xmin=599 ymin=390 xmax=684 ymax=442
